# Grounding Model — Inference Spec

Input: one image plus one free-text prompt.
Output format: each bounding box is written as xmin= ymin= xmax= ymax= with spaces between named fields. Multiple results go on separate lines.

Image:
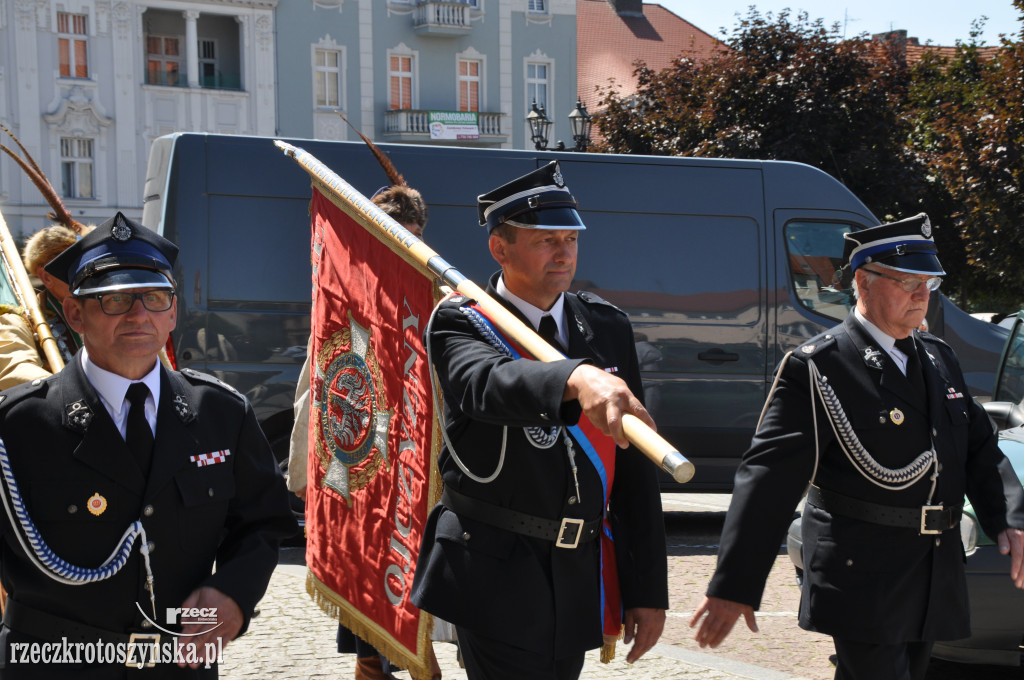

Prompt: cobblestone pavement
xmin=220 ymin=558 xmax=792 ymax=680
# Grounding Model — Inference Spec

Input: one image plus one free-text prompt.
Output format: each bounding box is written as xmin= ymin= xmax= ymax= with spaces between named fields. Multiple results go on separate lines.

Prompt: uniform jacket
xmin=0 ymin=355 xmax=297 ymax=678
xmin=411 ymin=273 xmax=668 ymax=657
xmin=708 ymin=314 xmax=1024 ymax=643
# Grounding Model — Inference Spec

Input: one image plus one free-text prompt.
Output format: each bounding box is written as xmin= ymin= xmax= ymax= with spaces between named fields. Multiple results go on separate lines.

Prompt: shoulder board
xmin=919 ymin=331 xmax=951 ymax=350
xmin=796 ymin=331 xmax=838 ymax=357
xmin=0 ymin=376 xmax=52 ymax=410
xmin=179 ymin=367 xmax=243 ymax=398
xmin=575 ymin=290 xmax=625 ymax=315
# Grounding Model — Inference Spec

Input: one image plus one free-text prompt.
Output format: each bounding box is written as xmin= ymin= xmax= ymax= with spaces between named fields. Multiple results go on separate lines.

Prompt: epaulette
xmin=179 ymin=367 xmax=244 ymax=399
xmin=0 ymin=376 xmax=52 ymax=410
xmin=919 ymin=330 xmax=951 ymax=349
xmin=795 ymin=331 xmax=838 ymax=358
xmin=575 ymin=290 xmax=625 ymax=315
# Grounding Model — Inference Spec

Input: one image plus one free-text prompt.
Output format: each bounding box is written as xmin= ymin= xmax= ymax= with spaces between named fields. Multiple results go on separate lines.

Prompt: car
xmin=786 ymin=311 xmax=1024 ymax=667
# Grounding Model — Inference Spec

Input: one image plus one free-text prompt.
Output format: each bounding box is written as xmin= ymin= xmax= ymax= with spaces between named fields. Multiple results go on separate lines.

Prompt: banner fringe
xmin=600 ymin=627 xmax=623 ymax=664
xmin=305 ymin=569 xmax=434 ymax=680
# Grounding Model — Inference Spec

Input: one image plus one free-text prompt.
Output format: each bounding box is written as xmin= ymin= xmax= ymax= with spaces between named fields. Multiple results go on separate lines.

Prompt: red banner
xmin=305 ymin=188 xmax=441 ymax=679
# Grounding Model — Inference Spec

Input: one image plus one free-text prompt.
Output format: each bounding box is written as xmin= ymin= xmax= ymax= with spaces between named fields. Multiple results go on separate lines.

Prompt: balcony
xmin=413 ymin=1 xmax=474 ymax=37
xmin=383 ymin=109 xmax=507 ymax=147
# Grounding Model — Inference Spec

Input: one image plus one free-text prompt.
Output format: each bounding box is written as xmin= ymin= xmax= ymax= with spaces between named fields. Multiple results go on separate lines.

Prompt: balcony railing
xmin=383 ymin=109 xmax=506 ymax=146
xmin=145 ymin=69 xmax=242 ymax=91
xmin=413 ymin=1 xmax=473 ymax=36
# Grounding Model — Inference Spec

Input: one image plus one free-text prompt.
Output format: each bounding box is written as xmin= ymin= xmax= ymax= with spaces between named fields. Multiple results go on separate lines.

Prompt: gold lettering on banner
xmin=385 ymin=297 xmax=422 ymax=606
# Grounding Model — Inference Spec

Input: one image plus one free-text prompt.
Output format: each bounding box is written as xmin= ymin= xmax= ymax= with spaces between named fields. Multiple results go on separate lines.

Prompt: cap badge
xmin=111 ymin=218 xmax=133 ymax=242
xmin=921 ymin=219 xmax=932 ymax=238
xmin=552 ymin=169 xmax=565 ymax=188
xmin=87 ymin=493 xmax=107 ymax=516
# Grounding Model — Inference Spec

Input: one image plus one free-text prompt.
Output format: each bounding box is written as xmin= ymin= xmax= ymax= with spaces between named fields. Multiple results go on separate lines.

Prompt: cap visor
xmin=73 ymin=268 xmax=175 ymax=296
xmin=505 ymin=207 xmax=586 ymax=230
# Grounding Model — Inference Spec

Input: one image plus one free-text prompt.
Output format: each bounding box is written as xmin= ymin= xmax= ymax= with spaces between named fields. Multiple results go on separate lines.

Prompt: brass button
xmin=146 ymin=541 xmax=156 ymax=553
xmin=935 ymin=538 xmax=941 ymax=547
xmin=845 ymin=559 xmax=853 ymax=567
xmin=67 ymin=505 xmax=78 ymax=514
xmin=208 ymin=488 xmax=215 ymax=497
xmin=568 ymin=496 xmax=577 ymax=505
xmin=462 ymin=532 xmax=471 ymax=541
xmin=140 ymin=620 xmax=153 ymax=629
xmin=143 ymin=505 xmax=154 ymax=517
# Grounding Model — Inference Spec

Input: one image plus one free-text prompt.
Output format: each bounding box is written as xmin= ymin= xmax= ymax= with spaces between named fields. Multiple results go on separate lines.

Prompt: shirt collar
xmin=80 ymin=348 xmax=162 ymax=415
xmin=854 ymin=308 xmax=898 ymax=354
xmin=496 ymin=275 xmax=567 ymax=345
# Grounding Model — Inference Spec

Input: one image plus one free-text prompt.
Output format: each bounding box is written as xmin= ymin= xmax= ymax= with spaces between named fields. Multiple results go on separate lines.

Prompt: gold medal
xmin=889 ymin=408 xmax=904 ymax=425
xmin=87 ymin=493 xmax=107 ymax=516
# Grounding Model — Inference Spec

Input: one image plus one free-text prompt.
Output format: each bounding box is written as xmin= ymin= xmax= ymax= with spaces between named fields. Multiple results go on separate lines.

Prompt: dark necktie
xmin=538 ymin=314 xmax=564 ymax=353
xmin=894 ymin=336 xmax=926 ymax=398
xmin=126 ymin=383 xmax=154 ymax=477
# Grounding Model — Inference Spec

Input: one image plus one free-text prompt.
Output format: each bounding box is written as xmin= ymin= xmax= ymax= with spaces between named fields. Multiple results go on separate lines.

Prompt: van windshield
xmin=785 ymin=221 xmax=854 ymax=322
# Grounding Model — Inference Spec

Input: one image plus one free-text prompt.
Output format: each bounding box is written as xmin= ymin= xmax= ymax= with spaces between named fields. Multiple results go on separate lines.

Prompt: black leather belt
xmin=807 ymin=485 xmax=962 ymax=535
xmin=442 ymin=488 xmax=602 ymax=549
xmin=3 ymin=598 xmax=166 ymax=668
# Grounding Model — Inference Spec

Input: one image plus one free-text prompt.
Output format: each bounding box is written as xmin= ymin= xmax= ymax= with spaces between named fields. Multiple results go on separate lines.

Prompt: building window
xmin=389 ymin=54 xmax=413 ymax=110
xmin=526 ymin=62 xmax=549 ymax=113
xmin=527 ymin=0 xmax=546 ymax=12
xmin=458 ymin=59 xmax=481 ymax=112
xmin=314 ymin=49 xmax=343 ymax=108
xmin=60 ymin=138 xmax=94 ymax=199
xmin=146 ymin=35 xmax=182 ymax=86
xmin=57 ymin=12 xmax=88 ymax=79
xmin=199 ymin=39 xmax=218 ymax=88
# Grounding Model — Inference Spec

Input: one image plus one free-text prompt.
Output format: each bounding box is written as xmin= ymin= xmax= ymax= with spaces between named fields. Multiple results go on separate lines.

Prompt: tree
xmin=908 ymin=4 xmax=1024 ymax=310
xmin=595 ymin=9 xmax=923 ymax=221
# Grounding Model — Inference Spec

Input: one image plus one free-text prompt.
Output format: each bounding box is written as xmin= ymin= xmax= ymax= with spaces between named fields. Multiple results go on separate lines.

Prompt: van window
xmin=785 ymin=221 xmax=854 ymax=322
xmin=575 ymin=214 xmax=760 ymax=324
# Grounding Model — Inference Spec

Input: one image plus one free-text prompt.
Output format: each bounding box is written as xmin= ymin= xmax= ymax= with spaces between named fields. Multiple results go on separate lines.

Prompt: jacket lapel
xmin=144 ymin=368 xmax=201 ymax=499
xmin=60 ymin=358 xmax=146 ymax=493
xmin=844 ymin=316 xmax=922 ymax=412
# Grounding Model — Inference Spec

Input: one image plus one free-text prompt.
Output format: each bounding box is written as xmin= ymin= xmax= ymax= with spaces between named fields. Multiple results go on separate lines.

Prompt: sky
xmin=652 ymin=1 xmax=1022 ymax=46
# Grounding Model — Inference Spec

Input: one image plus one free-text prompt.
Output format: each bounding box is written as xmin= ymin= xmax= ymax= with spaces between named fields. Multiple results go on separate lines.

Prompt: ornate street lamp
xmin=527 ymin=99 xmax=551 ymax=151
xmin=568 ymin=98 xmax=592 ymax=152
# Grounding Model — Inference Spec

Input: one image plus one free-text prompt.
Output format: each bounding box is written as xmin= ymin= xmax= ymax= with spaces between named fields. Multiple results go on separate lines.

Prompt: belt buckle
xmin=555 ymin=518 xmax=584 ymax=549
xmin=920 ymin=504 xmax=944 ymax=535
xmin=126 ymin=633 xmax=161 ymax=668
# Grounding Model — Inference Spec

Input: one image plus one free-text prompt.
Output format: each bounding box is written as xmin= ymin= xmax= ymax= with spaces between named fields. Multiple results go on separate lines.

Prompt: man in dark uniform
xmin=411 ymin=162 xmax=668 ymax=680
xmin=690 ymin=215 xmax=1024 ymax=680
xmin=0 ymin=212 xmax=296 ymax=678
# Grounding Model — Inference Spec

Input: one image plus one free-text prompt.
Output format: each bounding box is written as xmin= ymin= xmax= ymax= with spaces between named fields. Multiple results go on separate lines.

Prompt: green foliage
xmin=595 ymin=5 xmax=1024 ymax=311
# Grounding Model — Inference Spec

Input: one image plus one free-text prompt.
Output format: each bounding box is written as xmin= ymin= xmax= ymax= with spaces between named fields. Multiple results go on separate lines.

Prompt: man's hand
xmin=564 ymin=364 xmax=655 ymax=448
xmin=622 ymin=607 xmax=665 ymax=663
xmin=689 ymin=596 xmax=758 ymax=649
xmin=176 ymin=587 xmax=243 ymax=668
xmin=997 ymin=528 xmax=1024 ymax=589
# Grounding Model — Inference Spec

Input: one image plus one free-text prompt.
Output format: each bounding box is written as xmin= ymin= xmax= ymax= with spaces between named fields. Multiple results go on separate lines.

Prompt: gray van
xmin=141 ymin=132 xmax=1008 ymax=490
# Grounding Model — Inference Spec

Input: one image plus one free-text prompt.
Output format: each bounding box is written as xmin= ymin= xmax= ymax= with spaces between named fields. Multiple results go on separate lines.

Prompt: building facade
xmin=0 ymin=0 xmax=278 ymax=236
xmin=0 ymin=0 xmax=578 ymax=237
xmin=275 ymin=0 xmax=578 ymax=151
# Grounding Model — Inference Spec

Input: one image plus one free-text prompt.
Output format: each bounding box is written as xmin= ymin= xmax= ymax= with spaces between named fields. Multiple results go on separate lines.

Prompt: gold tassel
xmin=600 ymin=629 xmax=623 ymax=664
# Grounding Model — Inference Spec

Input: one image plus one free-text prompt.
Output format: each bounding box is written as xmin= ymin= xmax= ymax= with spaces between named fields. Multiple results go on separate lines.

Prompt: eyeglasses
xmin=863 ymin=268 xmax=941 ymax=293
xmin=81 ymin=290 xmax=176 ymax=315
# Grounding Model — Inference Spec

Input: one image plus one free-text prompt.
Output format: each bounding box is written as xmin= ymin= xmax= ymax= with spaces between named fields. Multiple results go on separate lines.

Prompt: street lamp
xmin=526 ymin=99 xmax=552 ymax=151
xmin=568 ymin=98 xmax=592 ymax=152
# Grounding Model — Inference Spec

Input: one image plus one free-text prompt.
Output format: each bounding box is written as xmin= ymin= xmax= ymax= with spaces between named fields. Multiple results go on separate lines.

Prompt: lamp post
xmin=526 ymin=99 xmax=552 ymax=151
xmin=568 ymin=98 xmax=592 ymax=152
